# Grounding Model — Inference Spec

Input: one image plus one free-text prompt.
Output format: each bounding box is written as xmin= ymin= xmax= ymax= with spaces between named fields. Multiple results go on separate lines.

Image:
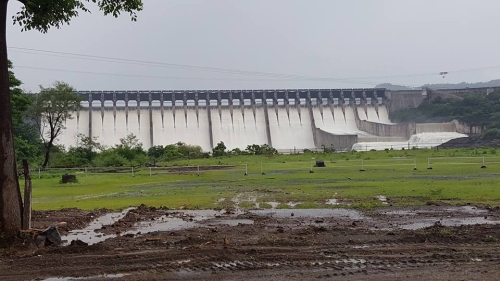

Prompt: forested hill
xmin=376 ymin=79 xmax=500 ymax=91
xmin=391 ymin=91 xmax=500 ymax=139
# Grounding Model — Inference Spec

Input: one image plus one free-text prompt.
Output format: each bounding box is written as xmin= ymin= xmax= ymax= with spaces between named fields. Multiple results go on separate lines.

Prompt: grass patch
xmin=26 ymin=149 xmax=500 ymax=210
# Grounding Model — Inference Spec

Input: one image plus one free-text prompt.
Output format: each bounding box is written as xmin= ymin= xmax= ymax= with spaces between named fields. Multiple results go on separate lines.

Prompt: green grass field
xmin=26 ymin=148 xmax=500 ymax=210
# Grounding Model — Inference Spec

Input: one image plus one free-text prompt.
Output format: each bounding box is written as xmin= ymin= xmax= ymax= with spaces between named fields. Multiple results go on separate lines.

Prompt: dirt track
xmin=1 ymin=205 xmax=500 ymax=281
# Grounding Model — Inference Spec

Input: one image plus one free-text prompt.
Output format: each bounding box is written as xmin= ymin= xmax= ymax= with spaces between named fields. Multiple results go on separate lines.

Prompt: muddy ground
xmin=1 ymin=204 xmax=500 ymax=281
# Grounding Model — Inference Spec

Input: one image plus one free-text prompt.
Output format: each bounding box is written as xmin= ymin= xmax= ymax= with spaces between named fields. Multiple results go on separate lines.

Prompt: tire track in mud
xmin=46 ymin=244 xmax=500 ymax=277
xmin=130 ymin=252 xmax=500 ymax=279
xmin=2 ymin=243 xmax=500 ymax=280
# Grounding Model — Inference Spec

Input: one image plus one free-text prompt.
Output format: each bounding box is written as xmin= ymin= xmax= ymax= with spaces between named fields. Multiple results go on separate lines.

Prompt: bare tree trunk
xmin=22 ymin=159 xmax=32 ymax=230
xmin=0 ymin=0 xmax=23 ymax=234
xmin=42 ymin=145 xmax=51 ymax=168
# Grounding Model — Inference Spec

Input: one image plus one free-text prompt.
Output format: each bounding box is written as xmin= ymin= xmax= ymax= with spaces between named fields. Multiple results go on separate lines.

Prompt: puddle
xmin=43 ymin=273 xmax=128 ymax=281
xmin=377 ymin=206 xmax=500 ymax=230
xmin=266 ymin=202 xmax=280 ymax=209
xmin=125 ymin=210 xmax=227 ymax=234
xmin=287 ymin=201 xmax=301 ymax=207
xmin=377 ymin=195 xmax=388 ymax=205
xmin=249 ymin=209 xmax=364 ymax=220
xmin=254 ymin=202 xmax=279 ymax=209
xmin=124 ymin=217 xmax=198 ymax=235
xmin=63 ymin=208 xmax=135 ymax=245
xmin=64 ymin=209 xmax=228 ymax=246
xmin=352 ymin=245 xmax=370 ymax=249
xmin=381 ymin=206 xmax=489 ymax=216
xmin=326 ymin=199 xmax=339 ymax=205
xmin=447 ymin=206 xmax=489 ymax=215
xmin=206 ymin=219 xmax=254 ymax=226
xmin=399 ymin=217 xmax=500 ymax=230
xmin=232 ymin=193 xmax=257 ymax=205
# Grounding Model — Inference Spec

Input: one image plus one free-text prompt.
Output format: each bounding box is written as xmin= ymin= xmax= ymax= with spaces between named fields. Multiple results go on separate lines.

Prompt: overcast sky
xmin=6 ymin=0 xmax=500 ymax=92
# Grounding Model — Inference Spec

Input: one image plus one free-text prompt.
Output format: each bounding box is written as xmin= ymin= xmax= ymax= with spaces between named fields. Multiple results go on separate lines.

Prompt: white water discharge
xmin=313 ymin=106 xmax=373 ymax=136
xmin=377 ymin=105 xmax=392 ymax=124
xmin=57 ymin=112 xmax=82 ymax=148
xmin=114 ymin=109 xmax=130 ymax=145
xmin=356 ymin=106 xmax=391 ymax=124
xmin=366 ymin=106 xmax=378 ymax=121
xmin=55 ymin=103 xmax=462 ymax=152
xmin=352 ymin=132 xmax=468 ymax=151
xmin=153 ymin=108 xmax=211 ymax=151
xmin=357 ymin=107 xmax=367 ymax=121
xmin=269 ymin=106 xmax=315 ymax=150
xmin=211 ymin=107 xmax=268 ymax=150
xmin=100 ymin=109 xmax=119 ymax=148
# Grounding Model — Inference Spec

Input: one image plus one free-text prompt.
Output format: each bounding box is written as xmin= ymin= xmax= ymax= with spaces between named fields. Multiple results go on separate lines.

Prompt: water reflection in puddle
xmin=63 ymin=209 xmax=250 ymax=246
xmin=400 ymin=217 xmax=500 ymax=230
xmin=63 ymin=205 xmax=500 ymax=247
xmin=377 ymin=195 xmax=388 ymax=205
xmin=64 ymin=208 xmax=135 ymax=245
xmin=381 ymin=206 xmax=489 ymax=216
xmin=206 ymin=219 xmax=253 ymax=226
xmin=326 ymin=199 xmax=339 ymax=205
xmin=249 ymin=209 xmax=365 ymax=220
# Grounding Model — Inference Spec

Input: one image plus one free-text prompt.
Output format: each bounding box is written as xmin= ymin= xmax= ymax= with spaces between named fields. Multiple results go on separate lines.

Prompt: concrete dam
xmin=57 ymin=88 xmax=468 ymax=152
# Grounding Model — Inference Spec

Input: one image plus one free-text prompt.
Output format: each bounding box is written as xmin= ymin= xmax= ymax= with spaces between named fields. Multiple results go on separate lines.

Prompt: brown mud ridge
xmin=2 ymin=204 xmax=500 ymax=280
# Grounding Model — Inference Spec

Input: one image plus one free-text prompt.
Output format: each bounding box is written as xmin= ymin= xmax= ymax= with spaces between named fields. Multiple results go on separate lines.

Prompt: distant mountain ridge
xmin=376 ymin=79 xmax=500 ymax=91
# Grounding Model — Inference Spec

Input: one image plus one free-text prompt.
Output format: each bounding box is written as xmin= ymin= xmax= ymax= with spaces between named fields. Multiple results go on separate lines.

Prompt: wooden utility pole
xmin=22 ymin=159 xmax=32 ymax=229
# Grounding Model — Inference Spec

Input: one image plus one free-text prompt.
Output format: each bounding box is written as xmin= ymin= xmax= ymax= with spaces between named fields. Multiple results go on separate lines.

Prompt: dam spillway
xmin=56 ymin=88 xmax=469 ymax=152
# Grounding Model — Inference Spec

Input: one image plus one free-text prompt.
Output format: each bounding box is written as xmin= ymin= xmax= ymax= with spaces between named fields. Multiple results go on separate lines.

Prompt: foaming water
xmin=409 ymin=132 xmax=467 ymax=144
xmin=353 ymin=132 xmax=468 ymax=151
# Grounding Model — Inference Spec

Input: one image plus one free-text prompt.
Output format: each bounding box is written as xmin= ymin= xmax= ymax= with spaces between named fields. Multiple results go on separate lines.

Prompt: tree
xmin=29 ymin=81 xmax=82 ymax=168
xmin=0 ymin=0 xmax=143 ymax=234
xmin=114 ymin=133 xmax=147 ymax=165
xmin=147 ymin=145 xmax=165 ymax=166
xmin=76 ymin=133 xmax=103 ymax=163
xmin=10 ymin=60 xmax=42 ymax=163
xmin=51 ymin=134 xmax=103 ymax=167
xmin=245 ymin=144 xmax=278 ymax=156
xmin=9 ymin=60 xmax=26 ymax=127
xmin=212 ymin=141 xmax=227 ymax=157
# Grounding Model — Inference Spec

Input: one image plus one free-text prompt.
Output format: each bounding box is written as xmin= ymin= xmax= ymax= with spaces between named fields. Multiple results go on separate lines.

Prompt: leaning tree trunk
xmin=0 ymin=0 xmax=23 ymax=234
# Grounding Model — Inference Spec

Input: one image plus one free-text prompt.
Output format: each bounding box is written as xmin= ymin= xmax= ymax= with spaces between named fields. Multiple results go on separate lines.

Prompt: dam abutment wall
xmin=314 ymin=129 xmax=358 ymax=152
xmin=385 ymin=90 xmax=424 ymax=115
